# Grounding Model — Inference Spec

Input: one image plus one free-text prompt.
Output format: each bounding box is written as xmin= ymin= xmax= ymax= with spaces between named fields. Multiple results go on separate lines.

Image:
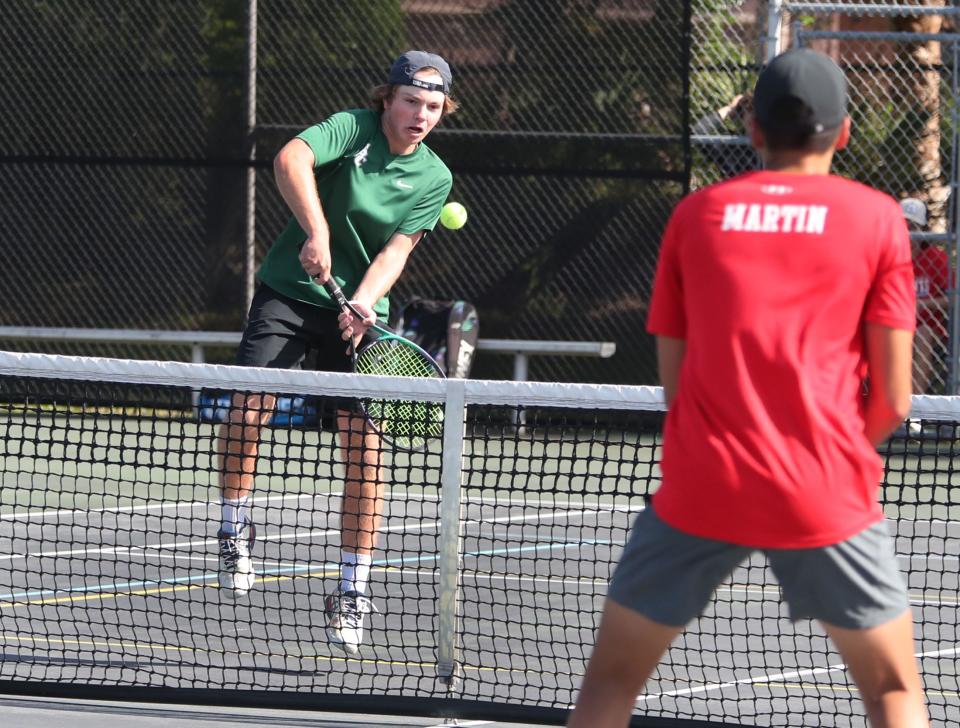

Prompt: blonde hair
xmin=369 ymin=80 xmax=459 ymax=117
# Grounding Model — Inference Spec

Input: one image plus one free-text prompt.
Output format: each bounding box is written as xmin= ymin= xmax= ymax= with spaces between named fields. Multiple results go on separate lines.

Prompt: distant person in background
xmin=692 ymin=93 xmax=761 ymax=180
xmin=901 ymin=197 xmax=950 ymax=394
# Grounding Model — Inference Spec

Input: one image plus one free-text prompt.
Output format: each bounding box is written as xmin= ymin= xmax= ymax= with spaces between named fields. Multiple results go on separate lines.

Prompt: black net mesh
xmin=0 ymin=354 xmax=957 ymax=726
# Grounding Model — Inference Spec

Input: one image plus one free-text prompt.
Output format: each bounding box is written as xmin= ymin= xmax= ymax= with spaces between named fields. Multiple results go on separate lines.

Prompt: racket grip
xmin=323 ymin=279 xmax=350 ymax=310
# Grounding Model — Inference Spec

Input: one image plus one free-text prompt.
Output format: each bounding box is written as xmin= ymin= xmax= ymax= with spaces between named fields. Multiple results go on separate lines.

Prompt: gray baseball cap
xmin=900 ymin=197 xmax=927 ymax=228
xmin=753 ymin=49 xmax=847 ymax=133
xmin=388 ymin=50 xmax=452 ymax=94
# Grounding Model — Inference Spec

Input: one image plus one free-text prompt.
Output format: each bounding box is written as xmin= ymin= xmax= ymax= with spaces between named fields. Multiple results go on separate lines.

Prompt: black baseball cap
xmin=388 ymin=50 xmax=452 ymax=94
xmin=753 ymin=49 xmax=847 ymax=133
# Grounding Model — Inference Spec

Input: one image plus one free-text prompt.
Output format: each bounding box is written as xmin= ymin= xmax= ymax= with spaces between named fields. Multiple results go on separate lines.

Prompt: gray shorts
xmin=607 ymin=506 xmax=909 ymax=630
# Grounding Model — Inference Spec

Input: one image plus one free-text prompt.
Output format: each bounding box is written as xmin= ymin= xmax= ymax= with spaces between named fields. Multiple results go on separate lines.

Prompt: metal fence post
xmin=244 ymin=0 xmax=258 ymax=315
xmin=951 ymin=34 xmax=960 ymax=394
xmin=766 ymin=0 xmax=785 ymax=61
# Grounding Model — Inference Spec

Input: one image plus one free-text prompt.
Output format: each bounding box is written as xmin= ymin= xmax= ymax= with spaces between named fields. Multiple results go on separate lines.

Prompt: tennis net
xmin=0 ymin=350 xmax=956 ymax=727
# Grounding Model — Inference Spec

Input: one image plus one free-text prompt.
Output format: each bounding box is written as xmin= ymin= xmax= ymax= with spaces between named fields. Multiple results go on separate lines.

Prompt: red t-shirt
xmin=648 ymin=171 xmax=916 ymax=548
xmin=913 ymin=244 xmax=950 ymax=334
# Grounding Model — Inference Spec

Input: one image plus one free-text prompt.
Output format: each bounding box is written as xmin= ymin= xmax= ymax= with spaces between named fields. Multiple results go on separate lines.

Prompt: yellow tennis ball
xmin=440 ymin=202 xmax=468 ymax=230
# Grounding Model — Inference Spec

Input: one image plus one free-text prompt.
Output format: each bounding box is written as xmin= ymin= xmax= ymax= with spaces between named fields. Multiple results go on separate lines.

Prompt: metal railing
xmin=0 ymin=327 xmax=616 ymax=383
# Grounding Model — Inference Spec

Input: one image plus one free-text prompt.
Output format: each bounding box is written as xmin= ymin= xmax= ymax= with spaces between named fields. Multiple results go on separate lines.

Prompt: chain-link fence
xmin=2 ymin=1 xmax=958 ymax=390
xmin=693 ymin=0 xmax=960 ymax=394
xmin=1 ymin=0 xmax=690 ymax=384
xmin=252 ymin=1 xmax=690 ymax=384
xmin=0 ymin=0 xmax=248 ymax=363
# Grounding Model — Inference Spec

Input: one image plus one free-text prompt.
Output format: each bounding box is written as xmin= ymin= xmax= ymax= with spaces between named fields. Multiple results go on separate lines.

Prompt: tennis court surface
xmin=0 ymin=351 xmax=957 ymax=727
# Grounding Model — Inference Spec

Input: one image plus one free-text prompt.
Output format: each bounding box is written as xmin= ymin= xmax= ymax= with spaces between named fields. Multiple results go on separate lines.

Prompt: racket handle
xmin=323 ymin=279 xmax=351 ymax=311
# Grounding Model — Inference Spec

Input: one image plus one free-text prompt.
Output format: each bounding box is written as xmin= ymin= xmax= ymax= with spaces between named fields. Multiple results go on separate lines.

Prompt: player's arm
xmin=656 ymin=336 xmax=686 ymax=409
xmin=353 ymin=231 xmax=423 ymax=308
xmin=338 ymin=231 xmax=425 ymax=340
xmin=861 ymin=202 xmax=917 ymax=445
xmin=273 ymin=138 xmax=332 ymax=281
xmin=863 ymin=323 xmax=913 ymax=447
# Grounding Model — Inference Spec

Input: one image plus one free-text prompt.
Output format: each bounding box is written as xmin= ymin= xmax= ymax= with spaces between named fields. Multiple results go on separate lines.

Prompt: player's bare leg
xmin=214 ymin=392 xmax=276 ymax=598
xmin=325 ymin=409 xmax=384 ymax=654
xmin=337 ymin=411 xmax=385 ymax=553
xmin=568 ymin=600 xmax=683 ymax=727
xmin=823 ymin=611 xmax=929 ymax=728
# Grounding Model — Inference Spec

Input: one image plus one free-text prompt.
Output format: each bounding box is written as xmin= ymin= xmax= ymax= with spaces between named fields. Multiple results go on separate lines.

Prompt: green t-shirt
xmin=257 ymin=109 xmax=453 ymax=316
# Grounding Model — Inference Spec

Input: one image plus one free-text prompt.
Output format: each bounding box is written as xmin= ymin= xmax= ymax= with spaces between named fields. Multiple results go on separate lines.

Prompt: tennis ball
xmin=440 ymin=202 xmax=468 ymax=230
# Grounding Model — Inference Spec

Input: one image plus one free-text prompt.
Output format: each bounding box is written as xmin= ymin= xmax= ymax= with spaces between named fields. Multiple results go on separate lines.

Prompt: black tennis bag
xmin=393 ymin=298 xmax=479 ymax=378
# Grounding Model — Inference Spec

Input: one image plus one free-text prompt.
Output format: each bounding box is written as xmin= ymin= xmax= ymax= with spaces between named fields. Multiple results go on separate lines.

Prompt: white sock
xmin=339 ymin=551 xmax=372 ymax=595
xmin=220 ymin=495 xmax=249 ymax=535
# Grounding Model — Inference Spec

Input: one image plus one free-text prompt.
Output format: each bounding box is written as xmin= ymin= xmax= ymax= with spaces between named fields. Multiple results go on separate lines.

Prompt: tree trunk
xmin=894 ymin=0 xmax=947 ymax=232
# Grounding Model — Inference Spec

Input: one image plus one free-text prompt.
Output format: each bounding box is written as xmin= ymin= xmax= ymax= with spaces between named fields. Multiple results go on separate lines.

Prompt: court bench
xmin=0 ymin=327 xmax=616 ymax=382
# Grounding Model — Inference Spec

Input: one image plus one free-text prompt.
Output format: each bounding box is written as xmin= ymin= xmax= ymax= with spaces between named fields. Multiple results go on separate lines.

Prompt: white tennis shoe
xmin=217 ymin=521 xmax=255 ymax=599
xmin=324 ymin=589 xmax=378 ymax=655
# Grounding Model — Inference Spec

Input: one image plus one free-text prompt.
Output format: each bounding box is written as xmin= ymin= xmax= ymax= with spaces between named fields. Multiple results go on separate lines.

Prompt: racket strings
xmin=356 ymin=337 xmax=444 ymax=448
xmin=356 ymin=338 xmax=437 ymax=378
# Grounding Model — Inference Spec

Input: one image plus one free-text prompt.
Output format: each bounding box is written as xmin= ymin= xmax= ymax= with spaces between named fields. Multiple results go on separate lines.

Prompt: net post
xmin=436 ymin=378 xmax=466 ymax=689
xmin=512 ymin=352 xmax=529 ymax=382
xmin=512 ymin=354 xmax=529 ymax=428
xmin=190 ymin=343 xmax=204 ymax=414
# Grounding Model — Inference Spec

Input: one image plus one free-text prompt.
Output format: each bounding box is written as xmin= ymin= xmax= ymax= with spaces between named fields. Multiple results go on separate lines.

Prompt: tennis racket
xmin=323 ymin=279 xmax=445 ymax=449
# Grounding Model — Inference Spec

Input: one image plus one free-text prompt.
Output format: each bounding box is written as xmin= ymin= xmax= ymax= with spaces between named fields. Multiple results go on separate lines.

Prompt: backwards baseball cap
xmin=901 ymin=197 xmax=927 ymax=228
xmin=388 ymin=50 xmax=452 ymax=94
xmin=753 ymin=49 xmax=848 ymax=133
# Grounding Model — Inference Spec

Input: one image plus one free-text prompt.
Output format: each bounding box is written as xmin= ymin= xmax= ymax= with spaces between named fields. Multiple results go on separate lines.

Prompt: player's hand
xmin=338 ymin=300 xmax=377 ymax=351
xmin=299 ymin=234 xmax=331 ymax=283
xmin=719 ymin=94 xmax=751 ymax=122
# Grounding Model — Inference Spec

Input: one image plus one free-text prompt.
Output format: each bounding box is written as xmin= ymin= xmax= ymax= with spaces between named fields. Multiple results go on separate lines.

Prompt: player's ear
xmin=748 ymin=115 xmax=765 ymax=151
xmin=381 ymin=85 xmax=397 ymax=112
xmin=834 ymin=116 xmax=851 ymax=151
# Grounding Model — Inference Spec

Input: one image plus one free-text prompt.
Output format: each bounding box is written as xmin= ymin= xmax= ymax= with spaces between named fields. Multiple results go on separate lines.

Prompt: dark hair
xmin=758 ymin=96 xmax=841 ymax=153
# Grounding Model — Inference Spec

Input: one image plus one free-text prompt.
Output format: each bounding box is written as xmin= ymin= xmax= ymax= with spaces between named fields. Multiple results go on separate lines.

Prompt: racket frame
xmin=323 ymin=279 xmax=445 ymax=448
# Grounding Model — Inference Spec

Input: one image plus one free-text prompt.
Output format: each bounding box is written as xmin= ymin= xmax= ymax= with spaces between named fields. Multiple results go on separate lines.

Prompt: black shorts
xmin=236 ymin=284 xmax=354 ymax=372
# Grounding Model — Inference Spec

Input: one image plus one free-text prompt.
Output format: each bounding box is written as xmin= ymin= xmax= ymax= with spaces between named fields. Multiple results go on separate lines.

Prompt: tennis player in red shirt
xmin=901 ymin=197 xmax=951 ymax=394
xmin=569 ymin=49 xmax=928 ymax=727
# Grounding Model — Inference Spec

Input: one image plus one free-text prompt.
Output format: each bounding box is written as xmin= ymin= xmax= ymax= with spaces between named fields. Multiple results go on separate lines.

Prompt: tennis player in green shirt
xmin=215 ymin=51 xmax=456 ymax=655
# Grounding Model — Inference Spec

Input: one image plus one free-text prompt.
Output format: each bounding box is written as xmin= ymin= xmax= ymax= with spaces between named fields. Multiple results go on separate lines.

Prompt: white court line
xmin=0 ymin=488 xmax=640 ymax=521
xmin=409 ymin=491 xmax=643 ymax=512
xmin=2 ymin=483 xmax=948 ymax=521
xmin=0 ymin=505 xmax=606 ymax=563
xmin=0 ymin=492 xmax=314 ymax=521
xmin=144 ymin=554 xmax=611 ymax=588
xmin=886 ymin=516 xmax=960 ymax=527
xmin=59 ymin=549 xmax=960 ymax=607
xmin=635 ymin=645 xmax=960 ymax=704
xmin=900 ymin=553 xmax=959 ymax=564
xmin=717 ymin=583 xmax=957 ymax=609
xmin=101 ymin=554 xmax=958 ymax=606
